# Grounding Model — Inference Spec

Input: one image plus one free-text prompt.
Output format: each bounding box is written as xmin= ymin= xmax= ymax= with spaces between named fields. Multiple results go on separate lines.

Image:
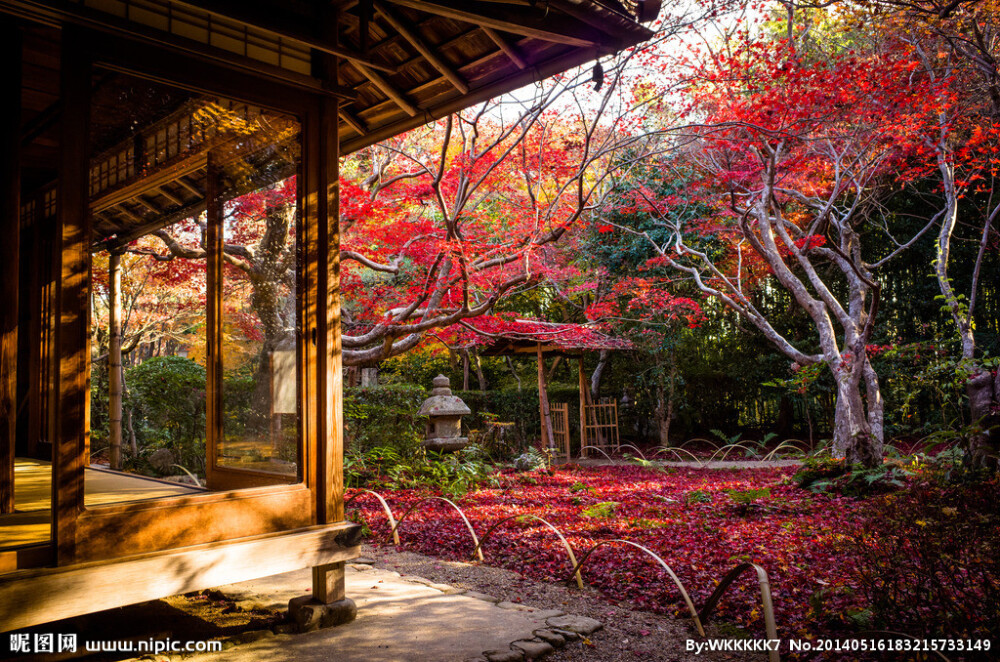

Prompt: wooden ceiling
xmin=12 ymin=0 xmax=657 ymax=246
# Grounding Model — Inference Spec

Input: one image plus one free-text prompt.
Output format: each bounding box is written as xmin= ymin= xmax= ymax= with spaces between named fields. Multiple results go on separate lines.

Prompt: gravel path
xmin=363 ymin=544 xmax=753 ymax=662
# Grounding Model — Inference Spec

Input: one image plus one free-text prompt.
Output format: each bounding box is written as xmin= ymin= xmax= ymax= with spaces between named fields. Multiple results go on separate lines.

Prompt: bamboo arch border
xmin=579 ymin=440 xmax=810 ymax=468
xmin=347 ymin=491 xmax=780 ymax=661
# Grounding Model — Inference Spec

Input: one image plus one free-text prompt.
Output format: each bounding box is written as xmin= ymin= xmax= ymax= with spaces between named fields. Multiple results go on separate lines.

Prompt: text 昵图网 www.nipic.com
xmin=8 ymin=633 xmax=224 ymax=655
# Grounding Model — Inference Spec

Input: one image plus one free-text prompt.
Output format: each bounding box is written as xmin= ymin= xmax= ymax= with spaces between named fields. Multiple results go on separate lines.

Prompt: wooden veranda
xmin=0 ymin=0 xmax=658 ymax=634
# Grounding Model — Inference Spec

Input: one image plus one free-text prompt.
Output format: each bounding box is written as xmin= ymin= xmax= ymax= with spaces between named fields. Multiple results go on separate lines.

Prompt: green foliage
xmin=343 ymin=385 xmax=427 ymax=454
xmin=125 ymin=356 xmax=207 ymax=472
xmin=685 ymin=489 xmax=712 ymax=504
xmin=222 ymin=362 xmax=258 ymax=438
xmin=725 ymin=487 xmax=771 ymax=505
xmin=793 ymin=456 xmax=847 ymax=489
xmin=795 ymin=455 xmax=913 ymax=496
xmin=345 ymin=443 xmax=499 ymax=498
xmin=581 ymin=501 xmax=618 ymax=518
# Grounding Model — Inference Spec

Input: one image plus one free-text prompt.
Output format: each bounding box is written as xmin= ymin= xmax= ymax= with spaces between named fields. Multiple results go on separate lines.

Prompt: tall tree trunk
xmin=654 ymin=353 xmax=677 ymax=447
xmin=506 ymin=355 xmax=522 ymax=391
xmin=360 ymin=367 xmax=378 ymax=388
xmin=831 ymin=362 xmax=883 ymax=467
xmin=472 ymin=348 xmax=487 ymax=392
xmin=108 ymin=252 xmax=123 ymax=470
xmin=546 ymin=356 xmax=563 ymax=383
xmin=461 ymin=349 xmax=470 ymax=391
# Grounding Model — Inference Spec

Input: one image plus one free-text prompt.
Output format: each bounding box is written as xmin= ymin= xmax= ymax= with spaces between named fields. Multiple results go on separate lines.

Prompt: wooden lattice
xmin=550 ymin=403 xmax=571 ymax=461
xmin=582 ymin=398 xmax=619 ymax=457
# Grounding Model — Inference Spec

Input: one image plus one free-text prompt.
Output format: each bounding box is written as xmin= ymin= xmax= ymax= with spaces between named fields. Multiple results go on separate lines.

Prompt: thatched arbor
xmin=473 ymin=319 xmax=630 ymax=459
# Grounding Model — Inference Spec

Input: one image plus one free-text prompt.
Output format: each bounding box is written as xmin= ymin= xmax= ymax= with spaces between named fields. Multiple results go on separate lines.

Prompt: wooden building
xmin=0 ymin=0 xmax=656 ymax=633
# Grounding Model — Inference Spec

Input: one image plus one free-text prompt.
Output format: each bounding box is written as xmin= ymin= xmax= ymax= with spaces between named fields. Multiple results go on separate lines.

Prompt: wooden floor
xmin=1 ymin=458 xmax=202 ymax=550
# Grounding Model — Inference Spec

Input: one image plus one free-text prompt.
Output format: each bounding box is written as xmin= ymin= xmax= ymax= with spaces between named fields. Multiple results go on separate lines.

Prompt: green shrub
xmin=796 ymin=455 xmax=913 ymax=496
xmin=343 ymin=385 xmax=426 ymax=454
xmin=125 ymin=356 xmax=207 ymax=473
xmin=345 ymin=443 xmax=499 ymax=497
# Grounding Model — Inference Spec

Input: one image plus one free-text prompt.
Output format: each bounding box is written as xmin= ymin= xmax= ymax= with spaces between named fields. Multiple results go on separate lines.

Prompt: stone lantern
xmin=417 ymin=375 xmax=471 ymax=452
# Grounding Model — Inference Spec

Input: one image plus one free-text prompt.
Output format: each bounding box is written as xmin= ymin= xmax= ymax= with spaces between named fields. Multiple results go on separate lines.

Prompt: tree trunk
xmin=654 ymin=355 xmax=677 ymax=447
xmin=590 ymin=349 xmax=609 ymax=401
xmin=546 ymin=356 xmax=563 ymax=383
xmin=360 ymin=367 xmax=378 ymax=388
xmin=831 ymin=363 xmax=883 ymax=467
xmin=108 ymin=252 xmax=123 ymax=470
xmin=506 ymin=355 xmax=522 ymax=391
xmin=966 ymin=367 xmax=998 ymax=466
xmin=461 ymin=349 xmax=470 ymax=391
xmin=472 ymin=349 xmax=487 ymax=392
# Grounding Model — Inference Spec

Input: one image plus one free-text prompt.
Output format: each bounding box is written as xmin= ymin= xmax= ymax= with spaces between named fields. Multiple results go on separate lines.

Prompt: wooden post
xmin=578 ymin=356 xmax=587 ymax=460
xmin=0 ymin=21 xmax=21 ymax=515
xmin=108 ymin=251 xmax=123 ymax=470
xmin=25 ymin=219 xmax=43 ymax=460
xmin=312 ymin=10 xmax=351 ymax=607
xmin=52 ymin=27 xmax=91 ymax=564
xmin=537 ymin=344 xmax=554 ymax=450
xmin=204 ymin=152 xmax=223 ymax=490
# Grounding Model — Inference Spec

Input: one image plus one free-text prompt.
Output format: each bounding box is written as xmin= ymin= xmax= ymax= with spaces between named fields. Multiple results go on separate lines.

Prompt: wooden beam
xmin=108 ymin=252 xmax=122 ymax=471
xmin=11 ymin=0 xmax=359 ymax=100
xmin=353 ymin=62 xmax=419 ymax=117
xmin=482 ymin=27 xmax=527 ymax=69
xmin=0 ymin=523 xmax=360 ymax=633
xmin=339 ymin=108 xmax=368 ymax=137
xmin=91 ymin=156 xmax=206 ymax=213
xmin=373 ymin=1 xmax=470 ymax=94
xmin=176 ymin=176 xmax=204 ymax=197
xmin=340 ymin=40 xmax=600 ymax=154
xmin=52 ymin=26 xmax=91 ymax=564
xmin=25 ymin=221 xmax=44 ymax=460
xmin=548 ymin=0 xmax=638 ymax=43
xmin=313 ymin=561 xmax=346 ymax=603
xmin=168 ymin=0 xmax=398 ymax=74
xmin=386 ymin=0 xmax=599 ymax=47
xmin=133 ymin=196 xmax=161 ymax=214
xmin=154 ymin=186 xmax=185 ymax=207
xmin=0 ymin=21 xmax=22 ymax=516
xmin=101 ymin=198 xmax=206 ymax=252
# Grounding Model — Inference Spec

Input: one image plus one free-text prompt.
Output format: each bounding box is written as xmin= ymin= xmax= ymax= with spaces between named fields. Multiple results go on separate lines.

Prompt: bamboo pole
xmin=108 ymin=251 xmax=123 ymax=470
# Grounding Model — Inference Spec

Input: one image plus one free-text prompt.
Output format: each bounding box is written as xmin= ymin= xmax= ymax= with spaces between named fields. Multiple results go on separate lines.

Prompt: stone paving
xmin=180 ymin=560 xmax=603 ymax=662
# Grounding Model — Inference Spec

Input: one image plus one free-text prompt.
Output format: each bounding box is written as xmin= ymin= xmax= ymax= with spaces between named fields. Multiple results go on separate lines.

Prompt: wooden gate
xmin=550 ymin=403 xmax=571 ymax=460
xmin=582 ymin=398 xmax=619 ymax=457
